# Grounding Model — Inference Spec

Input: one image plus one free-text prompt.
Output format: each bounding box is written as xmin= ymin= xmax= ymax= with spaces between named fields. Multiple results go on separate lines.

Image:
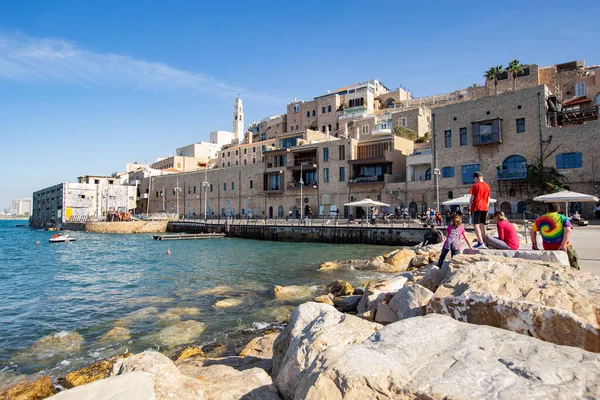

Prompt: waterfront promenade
xmin=571 ymin=225 xmax=600 ymax=275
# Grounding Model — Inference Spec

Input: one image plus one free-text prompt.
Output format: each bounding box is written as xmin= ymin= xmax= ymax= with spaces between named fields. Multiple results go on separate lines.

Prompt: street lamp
xmin=175 ymin=177 xmax=181 ymax=219
xmin=299 ymin=161 xmax=309 ymax=223
xmin=202 ymin=166 xmax=209 ymax=221
xmin=433 ymin=167 xmax=441 ymax=212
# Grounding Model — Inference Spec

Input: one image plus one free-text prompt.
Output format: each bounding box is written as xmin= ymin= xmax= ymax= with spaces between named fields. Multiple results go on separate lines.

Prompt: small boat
xmin=49 ymin=234 xmax=77 ymax=243
xmin=152 ymin=233 xmax=226 ymax=241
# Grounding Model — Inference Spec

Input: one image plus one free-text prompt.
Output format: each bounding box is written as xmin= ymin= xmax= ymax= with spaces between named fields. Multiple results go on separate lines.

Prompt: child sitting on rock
xmin=437 ymin=214 xmax=472 ymax=267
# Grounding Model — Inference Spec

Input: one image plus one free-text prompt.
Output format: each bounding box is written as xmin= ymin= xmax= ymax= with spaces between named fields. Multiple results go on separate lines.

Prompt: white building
xmin=11 ymin=198 xmax=32 ymax=216
xmin=176 ymin=141 xmax=221 ymax=163
xmin=31 ymin=176 xmax=137 ymax=226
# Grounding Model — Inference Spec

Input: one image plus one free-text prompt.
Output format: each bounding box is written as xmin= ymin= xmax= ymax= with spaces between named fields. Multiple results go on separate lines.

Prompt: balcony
xmin=348 ymin=175 xmax=385 ymax=186
xmin=407 ymin=152 xmax=432 ymax=166
xmin=497 ymin=169 xmax=527 ymax=181
xmin=287 ymin=181 xmax=318 ymax=190
xmin=548 ymin=107 xmax=598 ymax=127
xmin=288 ymin=157 xmax=318 ymax=170
xmin=264 ymin=187 xmax=283 ymax=194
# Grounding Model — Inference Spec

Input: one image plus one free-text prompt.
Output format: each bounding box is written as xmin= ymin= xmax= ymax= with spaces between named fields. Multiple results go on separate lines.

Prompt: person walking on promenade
xmin=469 ymin=172 xmax=491 ymax=248
xmin=437 ymin=214 xmax=473 ymax=267
xmin=530 ymin=202 xmax=580 ymax=270
xmin=485 ymin=211 xmax=519 ymax=250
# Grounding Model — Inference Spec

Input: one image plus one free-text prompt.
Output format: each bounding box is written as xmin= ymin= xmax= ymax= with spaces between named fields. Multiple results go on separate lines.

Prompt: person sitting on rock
xmin=484 ymin=211 xmax=520 ymax=250
xmin=530 ymin=202 xmax=579 ymax=270
xmin=437 ymin=214 xmax=472 ymax=267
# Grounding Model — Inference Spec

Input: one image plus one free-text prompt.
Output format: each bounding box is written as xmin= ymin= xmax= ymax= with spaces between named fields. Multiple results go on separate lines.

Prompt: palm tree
xmin=507 ymin=60 xmax=524 ymax=91
xmin=484 ymin=65 xmax=503 ymax=95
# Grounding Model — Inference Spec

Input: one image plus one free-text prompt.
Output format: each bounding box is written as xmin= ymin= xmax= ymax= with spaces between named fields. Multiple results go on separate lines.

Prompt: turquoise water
xmin=0 ymin=220 xmax=396 ymax=379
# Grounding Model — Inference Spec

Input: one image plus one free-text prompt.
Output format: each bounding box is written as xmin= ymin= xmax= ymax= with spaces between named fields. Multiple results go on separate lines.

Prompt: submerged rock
xmin=253 ymin=305 xmax=297 ymax=323
xmin=273 ymin=285 xmax=318 ymax=302
xmin=195 ymin=286 xmax=233 ymax=296
xmin=152 ymin=320 xmax=207 ymax=349
xmin=98 ymin=327 xmax=131 ymax=344
xmin=23 ymin=331 xmax=84 ymax=361
xmin=115 ymin=307 xmax=160 ymax=327
xmin=213 ymin=298 xmax=243 ymax=309
xmin=0 ymin=375 xmax=56 ymax=400
xmin=294 ymin=314 xmax=600 ymax=400
xmin=159 ymin=307 xmax=201 ymax=321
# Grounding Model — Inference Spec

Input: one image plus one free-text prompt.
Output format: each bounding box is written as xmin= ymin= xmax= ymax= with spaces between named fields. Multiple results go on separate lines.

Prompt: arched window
xmin=268 ymin=206 xmax=273 ymax=218
xmin=329 ymin=204 xmax=337 ymax=214
xmin=501 ymin=155 xmax=527 ymax=179
xmin=327 ymin=105 xmax=332 ymax=112
xmin=409 ymin=201 xmax=418 ymax=214
xmin=421 ymin=202 xmax=428 ymax=213
xmin=425 ymin=168 xmax=432 ymax=181
xmin=360 ymin=97 xmax=365 ymax=106
xmin=278 ymin=206 xmax=284 ymax=217
xmin=385 ymin=98 xmax=395 ymax=108
xmin=448 ymin=191 xmax=454 ymax=199
xmin=500 ymin=201 xmax=512 ymax=216
xmin=322 ymin=107 xmax=326 ymax=114
xmin=516 ymin=201 xmax=527 ymax=214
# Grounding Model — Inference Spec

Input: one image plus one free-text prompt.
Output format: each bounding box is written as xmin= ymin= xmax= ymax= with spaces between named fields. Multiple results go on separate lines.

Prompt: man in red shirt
xmin=469 ymin=171 xmax=491 ymax=248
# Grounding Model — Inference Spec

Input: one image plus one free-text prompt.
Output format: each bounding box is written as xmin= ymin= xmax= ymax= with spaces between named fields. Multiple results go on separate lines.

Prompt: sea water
xmin=0 ymin=220 xmax=397 ymax=379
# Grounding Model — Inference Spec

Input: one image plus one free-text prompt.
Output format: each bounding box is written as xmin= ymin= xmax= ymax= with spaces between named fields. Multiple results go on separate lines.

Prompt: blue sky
xmin=1 ymin=0 xmax=599 ymax=210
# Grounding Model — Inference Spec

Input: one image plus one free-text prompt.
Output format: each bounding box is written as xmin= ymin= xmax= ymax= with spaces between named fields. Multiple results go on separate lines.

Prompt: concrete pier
xmin=168 ymin=221 xmax=427 ymax=246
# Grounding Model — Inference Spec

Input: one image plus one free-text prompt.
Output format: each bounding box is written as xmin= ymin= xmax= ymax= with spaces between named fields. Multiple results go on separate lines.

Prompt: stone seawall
xmin=169 ymin=221 xmax=426 ymax=246
xmin=62 ymin=221 xmax=168 ymax=234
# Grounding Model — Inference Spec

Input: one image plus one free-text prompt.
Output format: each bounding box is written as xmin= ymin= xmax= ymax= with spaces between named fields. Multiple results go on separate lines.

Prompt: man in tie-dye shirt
xmin=530 ymin=202 xmax=579 ymax=269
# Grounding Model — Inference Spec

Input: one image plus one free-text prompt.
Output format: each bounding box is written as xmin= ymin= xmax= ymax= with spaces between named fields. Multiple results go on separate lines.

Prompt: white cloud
xmin=0 ymin=32 xmax=281 ymax=102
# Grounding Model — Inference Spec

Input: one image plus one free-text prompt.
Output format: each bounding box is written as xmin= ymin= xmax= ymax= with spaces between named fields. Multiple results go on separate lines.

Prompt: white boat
xmin=49 ymin=234 xmax=77 ymax=243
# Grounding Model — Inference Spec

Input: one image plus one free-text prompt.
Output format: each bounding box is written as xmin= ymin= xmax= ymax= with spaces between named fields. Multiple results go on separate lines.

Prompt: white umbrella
xmin=344 ymin=199 xmax=390 ymax=207
xmin=533 ymin=190 xmax=599 ymax=203
xmin=441 ymin=194 xmax=497 ymax=206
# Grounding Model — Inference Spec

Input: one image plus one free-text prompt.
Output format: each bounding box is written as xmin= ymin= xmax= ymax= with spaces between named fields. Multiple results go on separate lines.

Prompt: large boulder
xmin=356 ymin=275 xmax=408 ymax=319
xmin=179 ymin=364 xmax=280 ymax=400
xmin=332 ymin=295 xmax=362 ymax=313
xmin=313 ymin=294 xmax=334 ymax=306
xmin=239 ymin=333 xmax=279 ymax=359
xmin=410 ymin=254 xmax=430 ymax=269
xmin=48 ymin=372 xmax=154 ymax=400
xmin=112 ymin=351 xmax=204 ymax=399
xmin=388 ymin=284 xmax=434 ymax=320
xmin=294 ymin=314 xmax=600 ymax=400
xmin=176 ymin=355 xmax=273 ymax=375
xmin=428 ymin=255 xmax=600 ymax=352
xmin=272 ymin=302 xmax=381 ymax=400
xmin=356 ymin=255 xmax=399 ymax=273
xmin=0 ymin=375 xmax=57 ymax=400
xmin=326 ymin=280 xmax=354 ymax=297
xmin=385 ymin=249 xmax=416 ymax=271
xmin=59 ymin=353 xmax=134 ymax=388
xmin=463 ymin=248 xmax=570 ymax=266
xmin=413 ymin=264 xmax=449 ymax=292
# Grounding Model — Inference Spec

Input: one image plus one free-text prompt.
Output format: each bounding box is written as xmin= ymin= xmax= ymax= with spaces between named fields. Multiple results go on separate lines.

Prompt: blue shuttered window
xmin=442 ymin=167 xmax=455 ymax=178
xmin=556 ymin=152 xmax=582 ymax=169
xmin=461 ymin=164 xmax=480 ymax=184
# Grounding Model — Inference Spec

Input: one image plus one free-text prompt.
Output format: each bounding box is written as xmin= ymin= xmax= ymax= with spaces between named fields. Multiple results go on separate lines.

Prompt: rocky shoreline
xmin=2 ymin=233 xmax=600 ymax=399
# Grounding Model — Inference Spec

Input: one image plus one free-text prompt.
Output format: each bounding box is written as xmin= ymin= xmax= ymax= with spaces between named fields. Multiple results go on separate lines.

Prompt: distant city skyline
xmin=1 ymin=0 xmax=599 ymax=208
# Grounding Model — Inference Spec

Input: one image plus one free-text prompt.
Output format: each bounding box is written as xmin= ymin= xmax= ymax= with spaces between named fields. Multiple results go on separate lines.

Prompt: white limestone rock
xmin=48 ymin=372 xmax=155 ymax=400
xmin=294 ymin=314 xmax=600 ymax=400
xmin=271 ymin=302 xmax=381 ymax=400
xmin=388 ymin=284 xmax=434 ymax=320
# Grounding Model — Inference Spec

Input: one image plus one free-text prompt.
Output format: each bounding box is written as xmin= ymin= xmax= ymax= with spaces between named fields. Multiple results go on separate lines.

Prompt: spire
xmin=233 ymin=96 xmax=244 ymax=140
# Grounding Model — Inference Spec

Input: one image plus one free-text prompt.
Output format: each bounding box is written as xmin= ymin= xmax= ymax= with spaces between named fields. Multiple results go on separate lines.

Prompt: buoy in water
xmin=167 ymin=249 xmax=171 ymax=255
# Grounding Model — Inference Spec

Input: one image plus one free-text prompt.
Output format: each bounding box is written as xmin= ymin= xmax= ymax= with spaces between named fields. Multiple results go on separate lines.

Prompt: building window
xmin=223 ymin=183 xmax=227 ymax=191
xmin=444 ymin=130 xmax=452 ymax=148
xmin=296 ymin=125 xmax=298 ymax=130
xmin=516 ymin=118 xmax=525 ymax=133
xmin=253 ymin=147 xmax=256 ymax=153
xmin=306 ymin=111 xmax=310 ymax=118
xmin=322 ymin=125 xmax=326 ymax=133
xmin=293 ymin=104 xmax=300 ymax=113
xmin=323 ymin=168 xmax=329 ymax=183
xmin=210 ymin=184 xmax=213 ymax=192
xmin=328 ymin=124 xmax=332 ymax=132
xmin=339 ymin=145 xmax=345 ymax=160
xmin=231 ymin=182 xmax=235 ymax=191
xmin=397 ymin=117 xmax=407 ymax=127
xmin=575 ymin=82 xmax=586 ymax=97
xmin=323 ymin=147 xmax=329 ymax=162
xmin=339 ymin=167 xmax=345 ymax=182
xmin=461 ymin=163 xmax=480 ymax=184
xmin=327 ymin=105 xmax=332 ymax=112
xmin=362 ymin=125 xmax=369 ymax=134
xmin=460 ymin=127 xmax=467 ymax=146
xmin=425 ymin=168 xmax=432 ymax=181
xmin=250 ymin=180 xmax=253 ymax=189
xmin=322 ymin=107 xmax=326 ymax=114
xmin=244 ymin=148 xmax=247 ymax=154
xmin=193 ymin=186 xmax=197 ymax=194
xmin=442 ymin=167 xmax=455 ymax=178
xmin=312 ymin=110 xmax=316 ymax=116
xmin=556 ymin=152 xmax=582 ymax=169
xmin=472 ymin=119 xmax=502 ymax=145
